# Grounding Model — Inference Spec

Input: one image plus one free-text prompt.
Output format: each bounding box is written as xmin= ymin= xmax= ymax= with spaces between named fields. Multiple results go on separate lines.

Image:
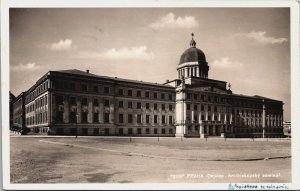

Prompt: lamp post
xmin=76 ymin=113 xmax=78 ymax=138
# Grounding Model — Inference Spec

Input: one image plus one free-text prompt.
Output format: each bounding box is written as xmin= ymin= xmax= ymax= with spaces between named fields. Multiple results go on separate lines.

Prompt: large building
xmin=12 ymin=34 xmax=284 ymax=138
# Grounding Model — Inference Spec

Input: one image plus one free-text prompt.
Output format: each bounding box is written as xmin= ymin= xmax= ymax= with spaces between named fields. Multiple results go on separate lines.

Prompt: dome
xmin=179 ymin=47 xmax=207 ymax=65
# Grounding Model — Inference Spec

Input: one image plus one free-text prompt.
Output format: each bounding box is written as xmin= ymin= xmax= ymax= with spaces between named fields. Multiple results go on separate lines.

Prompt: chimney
xmin=86 ymin=69 xmax=89 ymax=73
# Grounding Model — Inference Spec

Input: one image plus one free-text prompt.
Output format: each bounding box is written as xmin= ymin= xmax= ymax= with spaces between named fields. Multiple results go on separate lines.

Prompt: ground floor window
xmin=162 ymin=128 xmax=165 ymax=134
xmin=119 ymin=128 xmax=123 ymax=135
xmin=104 ymin=113 xmax=110 ymax=123
xmin=93 ymin=113 xmax=99 ymax=123
xmin=70 ymin=112 xmax=76 ymax=123
xmin=128 ymin=128 xmax=133 ymax=135
xmin=105 ymin=128 xmax=109 ymax=135
xmin=94 ymin=128 xmax=99 ymax=135
xmin=57 ymin=128 xmax=64 ymax=135
xmin=56 ymin=111 xmax=63 ymax=123
xmin=70 ymin=128 xmax=76 ymax=135
xmin=82 ymin=112 xmax=87 ymax=123
xmin=137 ymin=128 xmax=142 ymax=134
xmin=146 ymin=128 xmax=150 ymax=134
xmin=169 ymin=128 xmax=173 ymax=134
xmin=154 ymin=128 xmax=158 ymax=134
xmin=82 ymin=128 xmax=88 ymax=135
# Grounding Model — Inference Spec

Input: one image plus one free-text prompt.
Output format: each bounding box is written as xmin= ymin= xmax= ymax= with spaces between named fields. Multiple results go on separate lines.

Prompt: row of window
xmin=56 ymin=127 xmax=174 ymax=135
xmin=54 ymin=81 xmax=174 ymax=100
xmin=26 ymin=81 xmax=49 ymax=104
xmin=26 ymin=111 xmax=48 ymax=125
xmin=118 ymin=114 xmax=173 ymax=124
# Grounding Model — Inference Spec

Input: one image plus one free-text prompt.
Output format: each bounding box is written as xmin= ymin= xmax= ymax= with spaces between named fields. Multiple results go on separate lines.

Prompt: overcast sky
xmin=9 ymin=8 xmax=290 ymax=121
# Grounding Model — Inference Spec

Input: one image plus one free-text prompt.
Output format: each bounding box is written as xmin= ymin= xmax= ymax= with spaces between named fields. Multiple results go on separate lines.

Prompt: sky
xmin=9 ymin=8 xmax=291 ymax=121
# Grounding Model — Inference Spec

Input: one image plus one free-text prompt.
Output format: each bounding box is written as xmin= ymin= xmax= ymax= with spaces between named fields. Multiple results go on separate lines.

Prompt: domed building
xmin=12 ymin=33 xmax=284 ymax=138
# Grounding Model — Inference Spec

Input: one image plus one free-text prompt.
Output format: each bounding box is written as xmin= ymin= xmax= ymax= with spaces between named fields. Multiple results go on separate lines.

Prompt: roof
xmin=53 ymin=69 xmax=175 ymax=89
xmin=179 ymin=47 xmax=207 ymax=65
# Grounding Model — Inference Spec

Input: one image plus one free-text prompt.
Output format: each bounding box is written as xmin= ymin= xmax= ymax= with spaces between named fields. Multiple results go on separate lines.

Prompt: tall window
xmin=70 ymin=112 xmax=76 ymax=123
xmin=161 ymin=93 xmax=165 ymax=99
xmin=104 ymin=87 xmax=110 ymax=94
xmin=187 ymin=104 xmax=190 ymax=110
xmin=93 ymin=86 xmax=98 ymax=93
xmin=82 ymin=112 xmax=88 ymax=123
xmin=104 ymin=99 xmax=109 ymax=107
xmin=56 ymin=96 xmax=63 ymax=105
xmin=146 ymin=103 xmax=150 ymax=109
xmin=154 ymin=104 xmax=158 ymax=110
xmin=194 ymin=104 xmax=197 ymax=110
xmin=94 ymin=113 xmax=99 ymax=123
xmin=128 ymin=101 xmax=133 ymax=109
xmin=154 ymin=115 xmax=158 ymax=124
xmin=93 ymin=99 xmax=99 ymax=106
xmin=104 ymin=113 xmax=110 ymax=123
xmin=82 ymin=98 xmax=88 ymax=106
xmin=118 ymin=101 xmax=124 ymax=108
xmin=146 ymin=115 xmax=150 ymax=124
xmin=118 ymin=89 xmax=123 ymax=95
xmin=82 ymin=84 xmax=88 ymax=92
xmin=145 ymin=91 xmax=150 ymax=98
xmin=162 ymin=104 xmax=165 ymax=110
xmin=136 ymin=90 xmax=141 ymax=97
xmin=128 ymin=89 xmax=132 ymax=96
xmin=168 ymin=94 xmax=172 ymax=100
xmin=169 ymin=116 xmax=173 ymax=124
xmin=137 ymin=102 xmax=142 ymax=109
xmin=119 ymin=114 xmax=124 ymax=123
xmin=162 ymin=115 xmax=166 ymax=124
xmin=137 ymin=114 xmax=142 ymax=124
xmin=153 ymin=92 xmax=158 ymax=99
xmin=70 ymin=83 xmax=75 ymax=90
xmin=128 ymin=114 xmax=133 ymax=123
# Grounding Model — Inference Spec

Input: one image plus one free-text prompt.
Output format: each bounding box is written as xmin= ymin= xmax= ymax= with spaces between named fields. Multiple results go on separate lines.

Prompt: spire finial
xmin=190 ymin=33 xmax=196 ymax=47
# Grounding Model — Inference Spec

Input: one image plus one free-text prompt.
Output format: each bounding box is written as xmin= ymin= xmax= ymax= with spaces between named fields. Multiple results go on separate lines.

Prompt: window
xmin=82 ymin=98 xmax=88 ymax=106
xmin=93 ymin=99 xmax=99 ymax=106
xmin=162 ymin=104 xmax=165 ymax=110
xmin=128 ymin=114 xmax=133 ymax=123
xmin=208 ymin=115 xmax=211 ymax=120
xmin=137 ymin=90 xmax=141 ymax=97
xmin=146 ymin=115 xmax=150 ymax=123
xmin=128 ymin=128 xmax=133 ymax=135
xmin=104 ymin=87 xmax=110 ymax=94
xmin=154 ymin=104 xmax=158 ymax=110
xmin=214 ymin=106 xmax=217 ymax=112
xmin=146 ymin=128 xmax=150 ymax=134
xmin=128 ymin=101 xmax=133 ymax=109
xmin=137 ymin=128 xmax=142 ymax=134
xmin=82 ymin=84 xmax=88 ymax=92
xmin=208 ymin=106 xmax=211 ymax=111
xmin=70 ymin=83 xmax=75 ymax=90
xmin=162 ymin=128 xmax=166 ymax=134
xmin=162 ymin=115 xmax=166 ymax=124
xmin=201 ymin=95 xmax=205 ymax=101
xmin=168 ymin=94 xmax=172 ymax=100
xmin=153 ymin=92 xmax=158 ymax=99
xmin=161 ymin=93 xmax=165 ymax=99
xmin=128 ymin=89 xmax=132 ymax=96
xmin=194 ymin=94 xmax=197 ymax=100
xmin=104 ymin=99 xmax=109 ymax=107
xmin=94 ymin=113 xmax=99 ymax=123
xmin=119 ymin=114 xmax=124 ymax=123
xmin=201 ymin=105 xmax=205 ymax=111
xmin=187 ymin=104 xmax=190 ymax=110
xmin=70 ymin=112 xmax=76 ymax=123
xmin=169 ymin=128 xmax=173 ymax=134
xmin=146 ymin=103 xmax=150 ymax=109
xmin=82 ymin=128 xmax=88 ymax=135
xmin=137 ymin=102 xmax=142 ymax=109
xmin=169 ymin=105 xmax=173 ymax=111
xmin=187 ymin=93 xmax=191 ymax=99
xmin=104 ymin=113 xmax=110 ymax=123
xmin=194 ymin=104 xmax=197 ymax=110
xmin=169 ymin=116 xmax=173 ymax=124
xmin=214 ymin=115 xmax=218 ymax=121
xmin=118 ymin=89 xmax=123 ymax=95
xmin=201 ymin=115 xmax=205 ymax=120
xmin=56 ymin=96 xmax=63 ymax=105
xmin=82 ymin=112 xmax=88 ymax=123
xmin=154 ymin=115 xmax=158 ymax=124
xmin=145 ymin=91 xmax=150 ymax=98
xmin=118 ymin=128 xmax=124 ymax=135
xmin=94 ymin=128 xmax=99 ymax=135
xmin=154 ymin=128 xmax=158 ymax=134
xmin=93 ymin=86 xmax=98 ymax=93
xmin=137 ymin=114 xmax=142 ymax=124
xmin=118 ymin=101 xmax=124 ymax=108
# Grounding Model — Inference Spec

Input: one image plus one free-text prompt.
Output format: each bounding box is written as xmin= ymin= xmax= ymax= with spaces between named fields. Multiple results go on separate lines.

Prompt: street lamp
xmin=76 ymin=113 xmax=78 ymax=138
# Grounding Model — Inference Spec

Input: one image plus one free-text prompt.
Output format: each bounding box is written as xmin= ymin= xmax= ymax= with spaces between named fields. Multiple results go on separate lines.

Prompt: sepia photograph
xmin=2 ymin=0 xmax=300 ymax=190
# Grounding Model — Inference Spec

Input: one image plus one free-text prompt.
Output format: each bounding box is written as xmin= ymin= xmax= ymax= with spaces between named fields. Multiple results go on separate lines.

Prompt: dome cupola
xmin=177 ymin=33 xmax=209 ymax=79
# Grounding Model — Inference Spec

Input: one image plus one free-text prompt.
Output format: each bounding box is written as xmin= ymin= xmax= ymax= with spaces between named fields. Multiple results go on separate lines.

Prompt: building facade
xmin=12 ymin=34 xmax=284 ymax=138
